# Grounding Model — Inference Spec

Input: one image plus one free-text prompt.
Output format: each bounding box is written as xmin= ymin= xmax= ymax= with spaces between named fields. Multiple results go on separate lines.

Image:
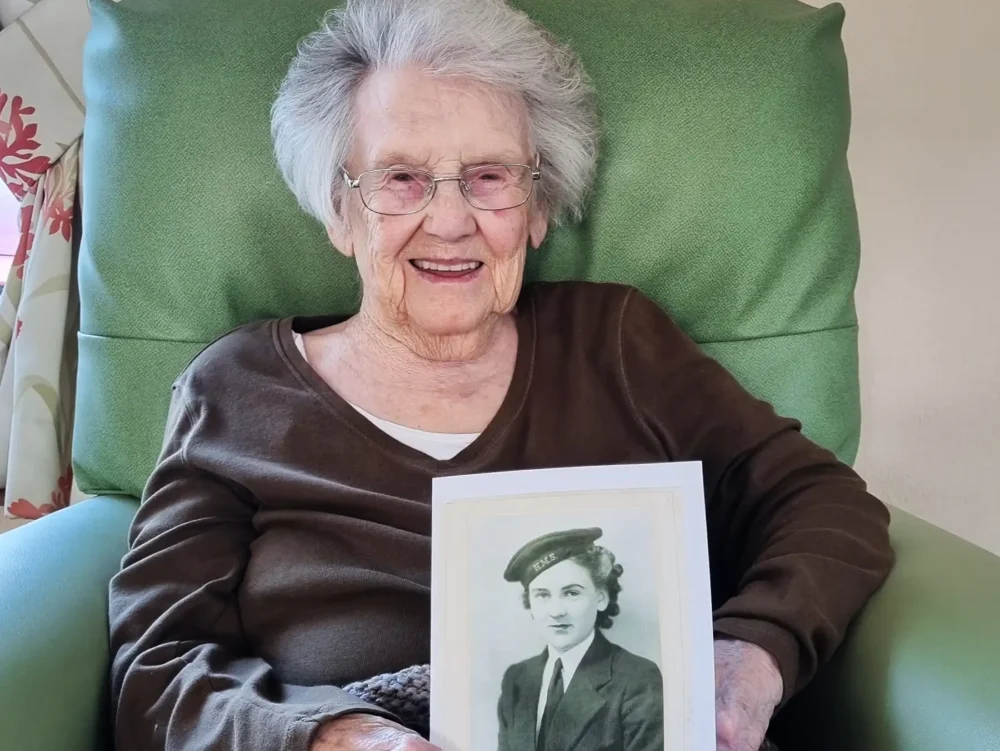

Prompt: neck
xmin=354 ymin=301 xmax=507 ymax=364
xmin=333 ymin=307 xmax=519 ymax=430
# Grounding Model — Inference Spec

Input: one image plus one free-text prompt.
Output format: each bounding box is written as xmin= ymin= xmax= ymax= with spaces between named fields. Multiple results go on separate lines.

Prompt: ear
xmin=528 ymin=203 xmax=549 ymax=250
xmin=325 ymin=195 xmax=355 ymax=258
xmin=596 ymin=588 xmax=609 ymax=612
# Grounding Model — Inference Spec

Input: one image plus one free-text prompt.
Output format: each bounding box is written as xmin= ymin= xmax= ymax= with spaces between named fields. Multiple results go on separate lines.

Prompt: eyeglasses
xmin=342 ymin=161 xmax=541 ymax=216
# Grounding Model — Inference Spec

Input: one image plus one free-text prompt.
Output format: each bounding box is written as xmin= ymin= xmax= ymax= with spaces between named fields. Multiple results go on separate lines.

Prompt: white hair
xmin=270 ymin=0 xmax=599 ymax=229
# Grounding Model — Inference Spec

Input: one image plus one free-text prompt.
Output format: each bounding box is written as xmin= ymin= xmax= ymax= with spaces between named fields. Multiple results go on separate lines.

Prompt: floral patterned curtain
xmin=0 ymin=0 xmax=91 ymax=529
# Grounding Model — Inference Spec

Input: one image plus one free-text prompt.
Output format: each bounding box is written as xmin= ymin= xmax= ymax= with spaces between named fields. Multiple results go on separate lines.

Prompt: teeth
xmin=413 ymin=260 xmax=482 ymax=272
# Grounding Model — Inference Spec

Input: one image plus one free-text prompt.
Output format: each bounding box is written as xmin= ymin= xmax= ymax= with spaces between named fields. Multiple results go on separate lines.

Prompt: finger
xmin=355 ymin=719 xmax=436 ymax=751
xmin=364 ymin=722 xmax=425 ymax=750
xmin=395 ymin=738 xmax=442 ymax=750
xmin=314 ymin=713 xmax=423 ymax=750
xmin=716 ymin=707 xmax=768 ymax=751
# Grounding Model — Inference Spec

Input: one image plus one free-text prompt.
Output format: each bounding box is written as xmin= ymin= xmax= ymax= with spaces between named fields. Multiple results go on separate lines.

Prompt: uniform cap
xmin=503 ymin=527 xmax=603 ymax=587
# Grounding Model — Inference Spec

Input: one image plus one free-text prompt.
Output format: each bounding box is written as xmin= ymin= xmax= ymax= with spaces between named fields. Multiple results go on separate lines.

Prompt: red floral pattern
xmin=0 ymin=41 xmax=82 ymax=526
xmin=13 ymin=199 xmax=34 ymax=279
xmin=43 ymin=169 xmax=74 ymax=241
xmin=7 ymin=465 xmax=73 ymax=519
xmin=0 ymin=90 xmax=51 ymax=199
xmin=45 ymin=198 xmax=73 ymax=241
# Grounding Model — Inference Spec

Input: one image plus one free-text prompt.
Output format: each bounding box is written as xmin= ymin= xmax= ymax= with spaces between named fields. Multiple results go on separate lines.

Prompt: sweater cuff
xmin=280 ymin=692 xmax=401 ymax=751
xmin=712 ymin=617 xmax=800 ymax=707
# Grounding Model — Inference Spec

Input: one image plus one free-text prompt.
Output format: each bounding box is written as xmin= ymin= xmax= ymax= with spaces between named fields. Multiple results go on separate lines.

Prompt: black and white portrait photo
xmin=430 ymin=463 xmax=715 ymax=751
xmin=495 ymin=524 xmax=664 ymax=751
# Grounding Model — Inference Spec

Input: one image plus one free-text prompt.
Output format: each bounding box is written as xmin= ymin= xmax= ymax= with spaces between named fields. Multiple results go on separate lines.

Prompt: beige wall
xmin=832 ymin=0 xmax=1000 ymax=553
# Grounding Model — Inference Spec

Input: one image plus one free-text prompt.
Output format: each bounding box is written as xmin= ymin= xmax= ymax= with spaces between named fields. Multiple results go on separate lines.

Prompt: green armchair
xmin=1 ymin=0 xmax=998 ymax=750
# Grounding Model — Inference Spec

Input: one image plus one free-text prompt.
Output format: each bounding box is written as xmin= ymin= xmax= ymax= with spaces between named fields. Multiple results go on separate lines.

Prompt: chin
xmin=547 ymin=629 xmax=582 ymax=652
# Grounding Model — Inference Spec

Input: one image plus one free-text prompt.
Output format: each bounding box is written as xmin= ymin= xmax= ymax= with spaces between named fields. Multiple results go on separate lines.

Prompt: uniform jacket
xmin=497 ymin=630 xmax=664 ymax=751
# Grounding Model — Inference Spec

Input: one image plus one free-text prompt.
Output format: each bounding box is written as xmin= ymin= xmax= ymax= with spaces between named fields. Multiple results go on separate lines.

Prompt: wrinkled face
xmin=331 ymin=67 xmax=549 ymax=346
xmin=527 ymin=559 xmax=608 ymax=653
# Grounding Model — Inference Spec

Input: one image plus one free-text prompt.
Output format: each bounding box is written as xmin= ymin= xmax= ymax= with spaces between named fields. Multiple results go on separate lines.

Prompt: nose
xmin=421 ymin=178 xmax=477 ymax=242
xmin=547 ymin=599 xmax=568 ymax=619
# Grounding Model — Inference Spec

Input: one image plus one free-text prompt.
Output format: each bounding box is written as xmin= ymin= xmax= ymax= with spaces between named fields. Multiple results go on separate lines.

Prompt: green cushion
xmin=77 ymin=0 xmax=860 ymax=497
xmin=773 ymin=507 xmax=1000 ymax=751
xmin=0 ymin=496 xmax=137 ymax=751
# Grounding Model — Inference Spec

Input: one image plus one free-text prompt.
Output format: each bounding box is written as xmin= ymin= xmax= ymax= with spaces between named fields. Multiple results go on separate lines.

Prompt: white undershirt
xmin=292 ymin=331 xmax=480 ymax=461
xmin=537 ymin=630 xmax=596 ymax=731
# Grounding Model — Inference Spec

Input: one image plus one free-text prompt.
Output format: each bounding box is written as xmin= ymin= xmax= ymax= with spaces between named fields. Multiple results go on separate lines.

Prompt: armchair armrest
xmin=0 ymin=496 xmax=138 ymax=751
xmin=774 ymin=506 xmax=1000 ymax=751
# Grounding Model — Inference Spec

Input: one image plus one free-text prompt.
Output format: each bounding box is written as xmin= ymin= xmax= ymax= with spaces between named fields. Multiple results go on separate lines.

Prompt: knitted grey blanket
xmin=343 ymin=664 xmax=431 ymax=738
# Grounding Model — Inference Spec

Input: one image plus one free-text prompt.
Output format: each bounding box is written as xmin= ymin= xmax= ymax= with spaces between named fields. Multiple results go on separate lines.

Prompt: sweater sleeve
xmin=108 ymin=381 xmax=395 ymax=750
xmin=618 ymin=288 xmax=894 ymax=704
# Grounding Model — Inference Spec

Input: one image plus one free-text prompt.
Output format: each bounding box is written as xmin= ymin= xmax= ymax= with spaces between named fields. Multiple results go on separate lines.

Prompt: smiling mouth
xmin=409 ymin=259 xmax=483 ymax=277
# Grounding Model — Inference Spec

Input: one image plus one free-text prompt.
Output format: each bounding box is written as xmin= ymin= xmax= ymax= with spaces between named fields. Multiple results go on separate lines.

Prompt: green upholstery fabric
xmin=3 ymin=502 xmax=999 ymax=751
xmin=76 ymin=0 xmax=860 ymax=499
xmin=0 ymin=497 xmax=137 ymax=751
xmin=774 ymin=508 xmax=1000 ymax=751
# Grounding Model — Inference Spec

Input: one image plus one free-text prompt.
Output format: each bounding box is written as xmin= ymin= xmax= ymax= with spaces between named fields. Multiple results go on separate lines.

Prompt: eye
xmin=474 ymin=168 xmax=504 ymax=181
xmin=463 ymin=165 xmax=512 ymax=189
xmin=378 ymin=170 xmax=432 ymax=197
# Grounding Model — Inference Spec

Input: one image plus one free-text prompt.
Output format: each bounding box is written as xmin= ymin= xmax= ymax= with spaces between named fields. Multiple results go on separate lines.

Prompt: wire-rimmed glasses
xmin=342 ymin=161 xmax=541 ymax=216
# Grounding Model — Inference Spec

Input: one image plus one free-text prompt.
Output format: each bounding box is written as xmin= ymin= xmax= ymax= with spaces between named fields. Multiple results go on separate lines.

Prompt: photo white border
xmin=430 ymin=462 xmax=715 ymax=750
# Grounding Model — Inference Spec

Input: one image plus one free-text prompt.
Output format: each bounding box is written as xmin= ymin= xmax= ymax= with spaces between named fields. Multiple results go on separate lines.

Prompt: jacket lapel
xmin=511 ymin=650 xmax=547 ymax=750
xmin=545 ymin=631 xmax=614 ymax=751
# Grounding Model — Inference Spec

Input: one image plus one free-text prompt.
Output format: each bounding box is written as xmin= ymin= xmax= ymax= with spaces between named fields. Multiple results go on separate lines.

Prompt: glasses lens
xmin=461 ymin=165 xmax=533 ymax=210
xmin=359 ymin=169 xmax=434 ymax=215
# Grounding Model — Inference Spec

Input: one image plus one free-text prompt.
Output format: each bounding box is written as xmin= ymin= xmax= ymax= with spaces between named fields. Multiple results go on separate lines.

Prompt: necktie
xmin=537 ymin=658 xmax=564 ymax=751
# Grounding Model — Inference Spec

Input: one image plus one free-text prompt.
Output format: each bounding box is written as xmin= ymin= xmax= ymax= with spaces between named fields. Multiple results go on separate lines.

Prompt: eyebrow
xmin=370 ymin=152 xmax=428 ymax=170
xmin=369 ymin=150 xmax=530 ymax=170
xmin=531 ymin=583 xmax=586 ymax=594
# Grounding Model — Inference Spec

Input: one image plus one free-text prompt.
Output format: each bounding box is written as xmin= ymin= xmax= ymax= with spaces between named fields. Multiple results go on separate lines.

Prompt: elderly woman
xmin=108 ymin=0 xmax=893 ymax=750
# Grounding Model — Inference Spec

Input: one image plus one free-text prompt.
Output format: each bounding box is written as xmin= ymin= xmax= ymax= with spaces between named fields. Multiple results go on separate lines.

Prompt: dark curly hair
xmin=521 ymin=544 xmax=624 ymax=629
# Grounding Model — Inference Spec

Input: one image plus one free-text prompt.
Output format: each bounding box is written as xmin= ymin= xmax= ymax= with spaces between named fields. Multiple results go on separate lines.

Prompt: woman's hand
xmin=714 ymin=638 xmax=783 ymax=751
xmin=310 ymin=714 xmax=442 ymax=751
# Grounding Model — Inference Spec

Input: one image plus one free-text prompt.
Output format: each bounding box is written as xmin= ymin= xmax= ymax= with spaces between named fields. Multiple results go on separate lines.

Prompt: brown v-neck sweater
xmin=108 ymin=281 xmax=893 ymax=750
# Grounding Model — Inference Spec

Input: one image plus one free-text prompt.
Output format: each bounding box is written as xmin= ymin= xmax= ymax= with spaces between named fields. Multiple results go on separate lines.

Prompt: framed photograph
xmin=430 ymin=462 xmax=715 ymax=751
